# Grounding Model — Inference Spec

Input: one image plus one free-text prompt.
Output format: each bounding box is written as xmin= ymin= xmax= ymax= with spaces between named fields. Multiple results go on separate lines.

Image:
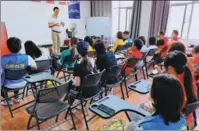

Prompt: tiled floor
xmin=1 ymin=72 xmax=199 ymax=130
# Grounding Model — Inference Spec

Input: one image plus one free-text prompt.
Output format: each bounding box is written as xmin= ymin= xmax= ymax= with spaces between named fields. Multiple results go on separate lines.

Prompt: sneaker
xmin=1 ymin=100 xmax=13 ymax=106
xmin=13 ymin=97 xmax=21 ymax=103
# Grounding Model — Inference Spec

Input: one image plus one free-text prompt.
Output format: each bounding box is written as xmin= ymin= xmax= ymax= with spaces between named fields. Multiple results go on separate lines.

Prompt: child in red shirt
xmin=191 ymin=45 xmax=199 ymax=76
xmin=158 ymin=31 xmax=169 ymax=46
xmin=125 ymin=39 xmax=143 ymax=75
xmin=170 ymin=30 xmax=179 ymax=45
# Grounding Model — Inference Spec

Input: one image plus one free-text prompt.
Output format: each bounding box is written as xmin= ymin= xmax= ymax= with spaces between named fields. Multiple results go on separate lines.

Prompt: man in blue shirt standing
xmin=1 ymin=37 xmax=37 ymax=106
xmin=123 ymin=31 xmax=133 ymax=49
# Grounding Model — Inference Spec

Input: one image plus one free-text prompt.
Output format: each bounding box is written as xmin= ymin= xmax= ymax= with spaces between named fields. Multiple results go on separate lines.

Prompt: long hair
xmin=25 ymin=41 xmax=42 ymax=59
xmin=84 ymin=36 xmax=94 ymax=49
xmin=70 ymin=37 xmax=78 ymax=58
xmin=151 ymin=74 xmax=183 ymax=125
xmin=164 ymin=51 xmax=196 ymax=104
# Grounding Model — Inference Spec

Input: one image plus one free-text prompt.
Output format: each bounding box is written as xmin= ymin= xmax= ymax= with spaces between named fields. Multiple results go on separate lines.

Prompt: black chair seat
xmin=61 ymin=68 xmax=74 ymax=73
xmin=26 ymin=101 xmax=69 ymax=120
xmin=106 ymin=80 xmax=122 ymax=89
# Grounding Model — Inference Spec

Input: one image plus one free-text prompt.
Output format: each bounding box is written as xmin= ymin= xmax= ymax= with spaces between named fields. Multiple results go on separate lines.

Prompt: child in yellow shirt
xmin=112 ymin=31 xmax=125 ymax=53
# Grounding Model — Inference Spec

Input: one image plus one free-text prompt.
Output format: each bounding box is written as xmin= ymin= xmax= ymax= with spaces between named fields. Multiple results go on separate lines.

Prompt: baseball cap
xmin=77 ymin=40 xmax=88 ymax=56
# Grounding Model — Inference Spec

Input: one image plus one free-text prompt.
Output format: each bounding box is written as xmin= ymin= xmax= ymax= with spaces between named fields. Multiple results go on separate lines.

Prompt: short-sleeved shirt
xmin=112 ymin=39 xmax=125 ymax=53
xmin=96 ymin=52 xmax=117 ymax=84
xmin=48 ymin=15 xmax=62 ymax=32
xmin=73 ymin=59 xmax=98 ymax=98
xmin=96 ymin=52 xmax=117 ymax=72
xmin=1 ymin=53 xmax=37 ymax=89
xmin=59 ymin=48 xmax=78 ymax=68
xmin=138 ymin=115 xmax=186 ymax=130
xmin=35 ymin=48 xmax=51 ymax=61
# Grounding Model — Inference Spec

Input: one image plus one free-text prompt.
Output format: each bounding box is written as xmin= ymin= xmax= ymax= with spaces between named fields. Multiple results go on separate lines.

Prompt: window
xmin=166 ymin=1 xmax=199 ymax=40
xmin=112 ymin=1 xmax=133 ymax=34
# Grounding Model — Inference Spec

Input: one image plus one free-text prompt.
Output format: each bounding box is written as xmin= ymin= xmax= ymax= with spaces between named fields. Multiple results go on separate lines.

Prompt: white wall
xmin=139 ymin=1 xmax=152 ymax=40
xmin=1 ymin=1 xmax=90 ymax=47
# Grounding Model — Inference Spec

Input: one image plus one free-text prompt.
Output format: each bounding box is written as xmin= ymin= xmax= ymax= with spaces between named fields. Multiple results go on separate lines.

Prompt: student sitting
xmin=84 ymin=36 xmax=95 ymax=52
xmin=95 ymin=40 xmax=117 ymax=84
xmin=25 ymin=41 xmax=51 ymax=61
xmin=123 ymin=31 xmax=133 ymax=49
xmin=145 ymin=51 xmax=197 ymax=127
xmin=148 ymin=36 xmax=157 ymax=50
xmin=128 ymin=74 xmax=186 ymax=130
xmin=125 ymin=39 xmax=143 ymax=75
xmin=192 ymin=45 xmax=199 ymax=73
xmin=71 ymin=41 xmax=97 ymax=98
xmin=157 ymin=31 xmax=169 ymax=46
xmin=139 ymin=36 xmax=148 ymax=53
xmin=170 ymin=30 xmax=179 ymax=45
xmin=58 ymin=37 xmax=78 ymax=69
xmin=146 ymin=37 xmax=157 ymax=62
xmin=1 ymin=37 xmax=37 ymax=106
xmin=111 ymin=31 xmax=125 ymax=53
xmin=168 ymin=42 xmax=195 ymax=74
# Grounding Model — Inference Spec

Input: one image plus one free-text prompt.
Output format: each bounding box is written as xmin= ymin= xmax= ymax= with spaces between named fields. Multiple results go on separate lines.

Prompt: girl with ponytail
xmin=164 ymin=51 xmax=197 ymax=126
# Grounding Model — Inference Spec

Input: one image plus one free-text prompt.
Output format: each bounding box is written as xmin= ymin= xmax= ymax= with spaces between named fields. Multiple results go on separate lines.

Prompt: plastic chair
xmin=26 ymin=59 xmax=53 ymax=96
xmin=143 ymin=48 xmax=157 ymax=78
xmin=72 ymin=70 xmax=105 ymax=130
xmin=183 ymin=102 xmax=199 ymax=130
xmin=26 ymin=81 xmax=76 ymax=130
xmin=122 ymin=58 xmax=140 ymax=97
xmin=56 ymin=55 xmax=78 ymax=81
xmin=1 ymin=68 xmax=28 ymax=118
xmin=103 ymin=64 xmax=127 ymax=99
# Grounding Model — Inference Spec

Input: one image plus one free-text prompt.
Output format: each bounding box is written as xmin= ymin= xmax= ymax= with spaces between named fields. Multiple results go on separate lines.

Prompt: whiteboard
xmin=86 ymin=17 xmax=112 ymax=37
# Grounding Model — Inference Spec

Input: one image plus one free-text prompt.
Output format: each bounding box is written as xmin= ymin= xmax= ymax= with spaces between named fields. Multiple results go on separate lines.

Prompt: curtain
xmin=129 ymin=0 xmax=142 ymax=39
xmin=91 ymin=1 xmax=112 ymax=17
xmin=148 ymin=0 xmax=170 ymax=37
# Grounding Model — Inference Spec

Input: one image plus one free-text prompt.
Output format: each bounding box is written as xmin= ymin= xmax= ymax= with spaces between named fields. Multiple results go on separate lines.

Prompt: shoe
xmin=1 ymin=100 xmax=13 ymax=106
xmin=13 ymin=97 xmax=21 ymax=103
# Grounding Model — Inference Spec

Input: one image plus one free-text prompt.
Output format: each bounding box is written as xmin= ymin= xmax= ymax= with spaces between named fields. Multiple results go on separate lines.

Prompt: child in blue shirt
xmin=123 ymin=31 xmax=133 ymax=49
xmin=128 ymin=74 xmax=186 ymax=130
xmin=1 ymin=37 xmax=37 ymax=106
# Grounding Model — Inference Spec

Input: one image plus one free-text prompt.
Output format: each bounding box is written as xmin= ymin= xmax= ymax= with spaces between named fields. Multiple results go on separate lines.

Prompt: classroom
xmin=1 ymin=0 xmax=199 ymax=130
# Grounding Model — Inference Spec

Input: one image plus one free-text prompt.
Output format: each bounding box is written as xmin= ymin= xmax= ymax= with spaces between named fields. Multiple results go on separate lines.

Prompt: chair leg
xmin=26 ymin=85 xmax=29 ymax=97
xmin=124 ymin=78 xmax=129 ymax=98
xmin=142 ymin=67 xmax=146 ymax=80
xmin=6 ymin=98 xmax=14 ymax=118
xmin=145 ymin=64 xmax=149 ymax=79
xmin=55 ymin=114 xmax=59 ymax=122
xmin=69 ymin=108 xmax=76 ymax=130
xmin=56 ymin=71 xmax=60 ymax=78
xmin=63 ymin=72 xmax=67 ymax=82
xmin=65 ymin=108 xmax=70 ymax=119
xmin=135 ymin=74 xmax=138 ymax=81
xmin=80 ymin=99 xmax=89 ymax=130
xmin=125 ymin=111 xmax=131 ymax=122
xmin=27 ymin=116 xmax=33 ymax=130
xmin=36 ymin=118 xmax=40 ymax=130
xmin=120 ymin=83 xmax=125 ymax=100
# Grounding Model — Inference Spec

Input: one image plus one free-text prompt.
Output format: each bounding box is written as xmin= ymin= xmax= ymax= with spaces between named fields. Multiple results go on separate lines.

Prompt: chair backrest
xmin=125 ymin=57 xmax=140 ymax=69
xmin=4 ymin=68 xmax=27 ymax=80
xmin=103 ymin=64 xmax=123 ymax=84
xmin=147 ymin=48 xmax=157 ymax=57
xmin=81 ymin=70 xmax=105 ymax=97
xmin=36 ymin=59 xmax=52 ymax=71
xmin=182 ymin=101 xmax=199 ymax=117
xmin=36 ymin=81 xmax=70 ymax=103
